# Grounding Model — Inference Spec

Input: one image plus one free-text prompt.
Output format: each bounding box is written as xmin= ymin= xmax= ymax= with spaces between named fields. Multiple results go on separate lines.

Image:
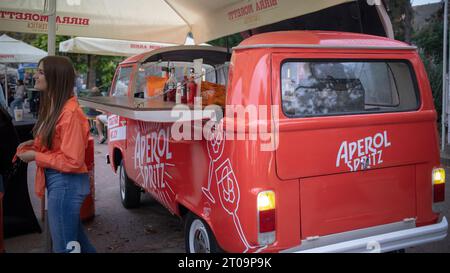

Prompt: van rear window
xmin=281 ymin=61 xmax=419 ymax=117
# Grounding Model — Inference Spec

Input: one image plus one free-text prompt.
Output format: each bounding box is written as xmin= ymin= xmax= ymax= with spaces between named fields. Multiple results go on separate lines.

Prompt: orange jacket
xmin=15 ymin=96 xmax=90 ymax=198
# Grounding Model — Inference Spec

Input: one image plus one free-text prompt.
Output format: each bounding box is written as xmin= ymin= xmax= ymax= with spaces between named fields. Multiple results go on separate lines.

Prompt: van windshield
xmin=281 ymin=60 xmax=419 ymax=117
xmin=111 ymin=66 xmax=133 ymax=97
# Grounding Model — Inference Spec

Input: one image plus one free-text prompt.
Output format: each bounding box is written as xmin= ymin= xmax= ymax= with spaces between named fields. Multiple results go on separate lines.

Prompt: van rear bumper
xmin=281 ymin=217 xmax=447 ymax=253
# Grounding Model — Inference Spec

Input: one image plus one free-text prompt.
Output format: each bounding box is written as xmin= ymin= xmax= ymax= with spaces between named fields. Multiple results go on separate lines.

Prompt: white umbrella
xmin=0 ymin=34 xmax=47 ymax=107
xmin=0 ymin=0 xmax=391 ymax=45
xmin=58 ymin=35 xmax=206 ymax=57
xmin=59 ymin=36 xmax=176 ymax=57
xmin=0 ymin=34 xmax=47 ymax=63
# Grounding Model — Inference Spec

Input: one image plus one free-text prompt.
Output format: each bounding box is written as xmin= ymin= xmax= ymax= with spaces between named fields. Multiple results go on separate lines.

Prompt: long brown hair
xmin=33 ymin=56 xmax=75 ymax=149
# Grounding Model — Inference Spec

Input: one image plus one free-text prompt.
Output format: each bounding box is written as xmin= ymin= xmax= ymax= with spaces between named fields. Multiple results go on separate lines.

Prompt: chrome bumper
xmin=281 ymin=217 xmax=448 ymax=253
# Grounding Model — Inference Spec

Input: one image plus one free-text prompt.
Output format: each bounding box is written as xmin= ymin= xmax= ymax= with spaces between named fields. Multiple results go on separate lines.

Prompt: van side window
xmin=111 ymin=66 xmax=132 ymax=97
xmin=281 ymin=61 xmax=419 ymax=117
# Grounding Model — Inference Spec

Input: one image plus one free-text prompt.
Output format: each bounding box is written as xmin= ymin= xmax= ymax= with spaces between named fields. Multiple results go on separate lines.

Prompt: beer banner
xmin=0 ymin=0 xmax=358 ymax=44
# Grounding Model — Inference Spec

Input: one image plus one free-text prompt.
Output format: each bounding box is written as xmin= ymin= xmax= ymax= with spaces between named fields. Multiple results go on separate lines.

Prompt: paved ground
xmin=3 ymin=142 xmax=450 ymax=253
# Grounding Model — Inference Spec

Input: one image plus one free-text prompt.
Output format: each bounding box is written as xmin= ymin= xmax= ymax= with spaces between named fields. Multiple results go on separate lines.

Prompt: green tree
xmin=208 ymin=33 xmax=243 ymax=49
xmin=95 ymin=55 xmax=124 ymax=92
xmin=386 ymin=0 xmax=414 ymax=43
xmin=30 ymin=34 xmax=89 ymax=76
xmin=412 ymin=4 xmax=446 ymax=123
xmin=387 ymin=1 xmax=446 ymax=123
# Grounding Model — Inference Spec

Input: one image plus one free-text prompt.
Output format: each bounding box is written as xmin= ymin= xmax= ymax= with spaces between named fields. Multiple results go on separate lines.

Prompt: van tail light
xmin=257 ymin=191 xmax=276 ymax=245
xmin=432 ymin=168 xmax=445 ymax=203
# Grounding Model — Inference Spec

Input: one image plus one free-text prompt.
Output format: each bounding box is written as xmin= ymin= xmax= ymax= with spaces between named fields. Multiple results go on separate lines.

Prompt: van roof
xmin=120 ymin=45 xmax=229 ymax=65
xmin=233 ymin=31 xmax=416 ymax=51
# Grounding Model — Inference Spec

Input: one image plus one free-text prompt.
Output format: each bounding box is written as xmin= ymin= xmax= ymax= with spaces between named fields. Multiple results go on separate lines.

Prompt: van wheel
xmin=119 ymin=160 xmax=140 ymax=209
xmin=184 ymin=213 xmax=221 ymax=253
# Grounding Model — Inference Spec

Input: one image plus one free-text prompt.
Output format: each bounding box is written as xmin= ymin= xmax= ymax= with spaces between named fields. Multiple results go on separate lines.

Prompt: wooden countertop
xmin=78 ymin=96 xmax=218 ymax=123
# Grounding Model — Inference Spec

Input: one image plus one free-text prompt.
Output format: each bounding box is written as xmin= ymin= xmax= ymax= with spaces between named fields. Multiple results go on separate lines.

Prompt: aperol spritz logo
xmin=336 ymin=131 xmax=391 ymax=172
xmin=133 ymin=125 xmax=175 ymax=211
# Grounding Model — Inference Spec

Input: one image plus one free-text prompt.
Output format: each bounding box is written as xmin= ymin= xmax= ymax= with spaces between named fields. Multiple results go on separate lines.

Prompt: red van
xmin=80 ymin=31 xmax=447 ymax=253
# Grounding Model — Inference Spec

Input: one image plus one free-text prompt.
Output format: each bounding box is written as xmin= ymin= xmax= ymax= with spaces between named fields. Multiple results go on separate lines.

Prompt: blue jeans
xmin=45 ymin=169 xmax=96 ymax=253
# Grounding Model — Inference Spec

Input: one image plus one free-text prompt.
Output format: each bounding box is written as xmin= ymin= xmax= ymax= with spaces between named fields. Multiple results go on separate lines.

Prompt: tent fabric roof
xmin=0 ymin=34 xmax=47 ymax=63
xmin=0 ymin=0 xmax=357 ymax=44
xmin=59 ymin=36 xmax=176 ymax=57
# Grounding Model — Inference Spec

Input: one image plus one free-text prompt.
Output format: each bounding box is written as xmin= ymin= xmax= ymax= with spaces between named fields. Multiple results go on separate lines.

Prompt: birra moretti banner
xmin=0 ymin=0 xmax=355 ymax=44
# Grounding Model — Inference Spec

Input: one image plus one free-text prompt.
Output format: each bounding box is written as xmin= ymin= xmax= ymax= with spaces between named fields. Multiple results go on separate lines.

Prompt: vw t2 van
xmin=80 ymin=31 xmax=447 ymax=253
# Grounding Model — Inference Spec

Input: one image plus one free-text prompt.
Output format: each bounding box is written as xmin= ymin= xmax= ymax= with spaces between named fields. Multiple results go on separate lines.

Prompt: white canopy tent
xmin=0 ymin=34 xmax=47 ymax=63
xmin=59 ymin=37 xmax=176 ymax=57
xmin=0 ymin=0 xmax=392 ymax=45
xmin=58 ymin=35 xmax=207 ymax=57
xmin=0 ymin=34 xmax=47 ymax=106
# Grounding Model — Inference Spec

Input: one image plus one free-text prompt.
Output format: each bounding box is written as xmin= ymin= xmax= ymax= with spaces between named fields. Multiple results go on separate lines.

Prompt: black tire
xmin=184 ymin=212 xmax=221 ymax=253
xmin=119 ymin=159 xmax=140 ymax=209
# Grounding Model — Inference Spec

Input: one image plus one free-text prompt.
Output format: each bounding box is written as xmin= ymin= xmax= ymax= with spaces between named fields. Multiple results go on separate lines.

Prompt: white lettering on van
xmin=336 ymin=130 xmax=391 ymax=171
xmin=134 ymin=127 xmax=174 ymax=210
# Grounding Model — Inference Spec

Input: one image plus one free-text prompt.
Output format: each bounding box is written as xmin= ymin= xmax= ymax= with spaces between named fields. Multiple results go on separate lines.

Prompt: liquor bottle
xmin=176 ymin=83 xmax=182 ymax=104
xmin=181 ymin=71 xmax=188 ymax=104
xmin=162 ymin=67 xmax=168 ymax=101
xmin=165 ymin=67 xmax=177 ymax=102
xmin=187 ymin=68 xmax=197 ymax=104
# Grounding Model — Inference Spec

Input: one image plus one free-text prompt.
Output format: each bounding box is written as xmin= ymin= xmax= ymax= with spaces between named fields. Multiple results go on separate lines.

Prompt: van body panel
xmin=299 ymin=165 xmax=416 ymax=238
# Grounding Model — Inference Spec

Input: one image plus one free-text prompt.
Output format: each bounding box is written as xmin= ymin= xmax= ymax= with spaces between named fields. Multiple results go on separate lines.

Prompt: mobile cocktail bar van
xmin=79 ymin=1 xmax=447 ymax=253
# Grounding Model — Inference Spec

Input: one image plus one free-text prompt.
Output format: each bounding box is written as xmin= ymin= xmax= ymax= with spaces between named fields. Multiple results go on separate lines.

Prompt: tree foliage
xmin=95 ymin=55 xmax=123 ymax=91
xmin=30 ymin=34 xmax=89 ymax=75
xmin=411 ymin=3 xmax=446 ymax=123
xmin=386 ymin=1 xmax=446 ymax=123
xmin=386 ymin=0 xmax=414 ymax=43
xmin=208 ymin=33 xmax=243 ymax=49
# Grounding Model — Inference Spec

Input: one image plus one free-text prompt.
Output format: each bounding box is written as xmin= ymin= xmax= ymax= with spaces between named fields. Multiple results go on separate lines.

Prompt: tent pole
xmin=47 ymin=0 xmax=56 ymax=56
xmin=43 ymin=0 xmax=57 ymax=253
xmin=443 ymin=0 xmax=448 ymax=151
xmin=4 ymin=65 xmax=7 ymax=108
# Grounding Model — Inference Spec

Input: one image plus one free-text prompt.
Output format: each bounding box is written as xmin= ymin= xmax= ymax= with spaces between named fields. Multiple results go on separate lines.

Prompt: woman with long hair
xmin=16 ymin=56 xmax=96 ymax=253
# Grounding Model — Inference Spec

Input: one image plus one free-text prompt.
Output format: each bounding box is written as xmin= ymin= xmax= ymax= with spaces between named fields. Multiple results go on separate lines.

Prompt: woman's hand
xmin=17 ymin=150 xmax=36 ymax=163
xmin=18 ymin=139 xmax=34 ymax=149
